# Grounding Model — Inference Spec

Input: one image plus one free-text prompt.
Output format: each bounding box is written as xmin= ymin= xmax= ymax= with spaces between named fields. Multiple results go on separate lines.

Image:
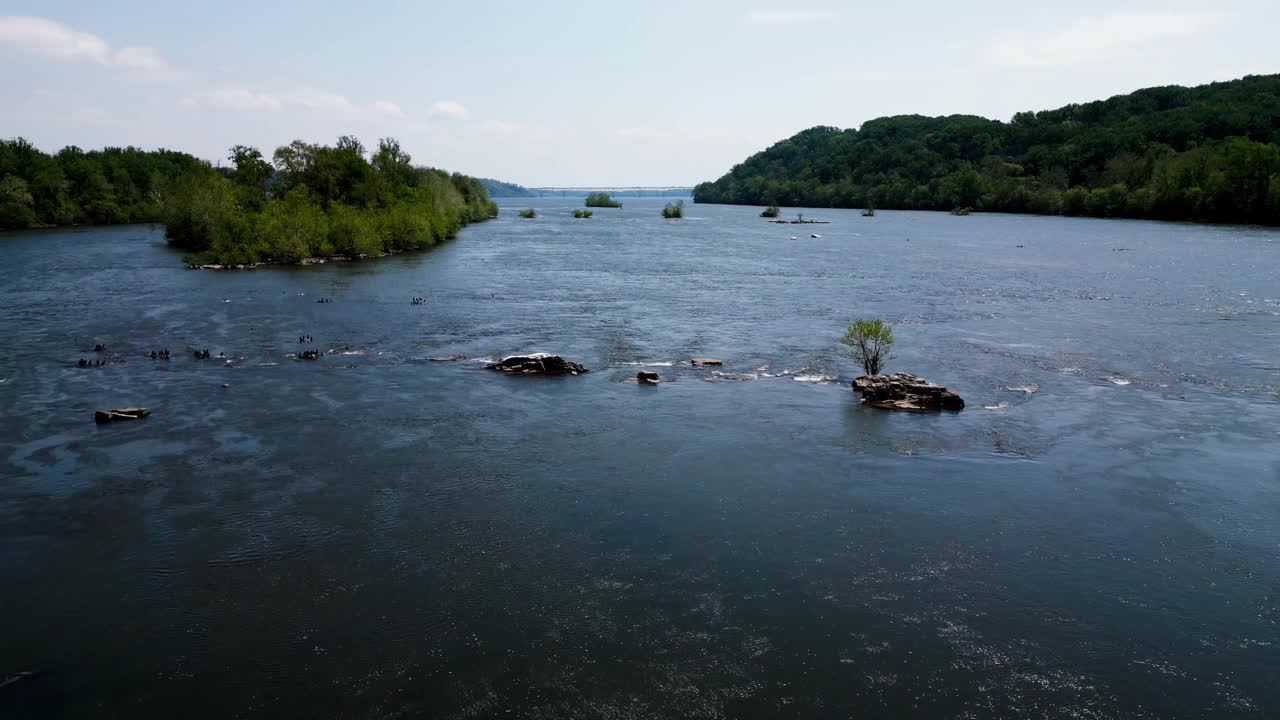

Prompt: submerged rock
xmin=637 ymin=370 xmax=660 ymax=385
xmin=486 ymin=354 xmax=588 ymax=375
xmin=690 ymin=358 xmax=723 ymax=366
xmin=429 ymin=355 xmax=467 ymax=362
xmin=852 ymin=373 xmax=964 ymax=412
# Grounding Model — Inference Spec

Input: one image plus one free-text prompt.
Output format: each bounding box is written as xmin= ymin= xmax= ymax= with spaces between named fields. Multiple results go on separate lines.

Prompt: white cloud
xmin=113 ymin=46 xmax=169 ymax=71
xmin=985 ymin=10 xmax=1232 ymax=68
xmin=286 ymin=88 xmax=351 ymax=110
xmin=184 ymin=88 xmax=284 ymax=111
xmin=429 ymin=100 xmax=468 ymax=119
xmin=483 ymin=119 xmax=522 ymax=134
xmin=182 ymin=87 xmax=414 ymax=120
xmin=617 ymin=126 xmax=669 ymax=140
xmin=0 ymin=15 xmax=110 ymax=62
xmin=373 ymin=100 xmax=405 ymax=118
xmin=830 ymin=69 xmax=901 ymax=83
xmin=743 ymin=10 xmax=836 ymax=26
xmin=0 ymin=16 xmax=175 ymax=74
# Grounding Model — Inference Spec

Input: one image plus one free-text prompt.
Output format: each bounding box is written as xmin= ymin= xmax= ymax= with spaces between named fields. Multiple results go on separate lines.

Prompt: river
xmin=1 ymin=198 xmax=1277 ymax=718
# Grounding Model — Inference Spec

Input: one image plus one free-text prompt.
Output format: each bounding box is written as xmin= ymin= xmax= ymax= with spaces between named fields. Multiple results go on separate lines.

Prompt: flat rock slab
xmin=853 ymin=373 xmax=964 ymax=411
xmin=429 ymin=355 xmax=467 ymax=362
xmin=690 ymin=358 xmax=723 ymax=366
xmin=486 ymin=354 xmax=588 ymax=375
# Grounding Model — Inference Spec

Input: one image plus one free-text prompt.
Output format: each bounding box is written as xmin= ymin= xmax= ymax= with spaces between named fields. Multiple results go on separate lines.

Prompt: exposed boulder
xmin=690 ymin=358 xmax=723 ymax=366
xmin=852 ymin=373 xmax=964 ymax=412
xmin=486 ymin=354 xmax=588 ymax=375
xmin=637 ymin=370 xmax=660 ymax=385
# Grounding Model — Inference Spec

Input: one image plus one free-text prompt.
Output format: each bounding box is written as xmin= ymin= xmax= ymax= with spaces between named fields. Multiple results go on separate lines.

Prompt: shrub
xmin=761 ymin=204 xmax=780 ymax=218
xmin=572 ymin=208 xmax=593 ymax=218
xmin=584 ymin=192 xmax=622 ymax=208
xmin=662 ymin=200 xmax=685 ymax=219
xmin=842 ymin=319 xmax=894 ymax=376
xmin=518 ymin=208 xmax=536 ymax=218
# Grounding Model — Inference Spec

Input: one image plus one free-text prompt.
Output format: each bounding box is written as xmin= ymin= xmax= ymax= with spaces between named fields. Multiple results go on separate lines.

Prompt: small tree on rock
xmin=843 ymin=319 xmax=894 ymax=376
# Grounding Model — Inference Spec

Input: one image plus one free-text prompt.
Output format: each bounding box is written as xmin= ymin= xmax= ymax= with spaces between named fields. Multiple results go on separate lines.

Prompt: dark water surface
xmin=1 ymin=199 xmax=1278 ymax=718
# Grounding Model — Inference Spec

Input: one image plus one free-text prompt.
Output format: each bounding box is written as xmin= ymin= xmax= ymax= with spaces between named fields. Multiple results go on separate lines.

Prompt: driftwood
xmin=1 ymin=670 xmax=37 ymax=690
xmin=95 ymin=408 xmax=150 ymax=423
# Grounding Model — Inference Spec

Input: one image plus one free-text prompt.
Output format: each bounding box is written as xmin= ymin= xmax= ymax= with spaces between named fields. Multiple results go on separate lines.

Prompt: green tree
xmin=0 ymin=175 xmax=37 ymax=228
xmin=842 ymin=319 xmax=895 ymax=376
xmin=258 ymin=187 xmax=328 ymax=260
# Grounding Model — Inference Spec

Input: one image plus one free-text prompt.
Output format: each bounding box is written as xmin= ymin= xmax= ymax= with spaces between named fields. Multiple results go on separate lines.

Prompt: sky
xmin=2 ymin=1 xmax=1278 ymax=186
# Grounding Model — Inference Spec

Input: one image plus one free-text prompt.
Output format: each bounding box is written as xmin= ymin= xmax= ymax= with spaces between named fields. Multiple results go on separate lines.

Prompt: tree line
xmin=693 ymin=74 xmax=1280 ymax=225
xmin=1 ymin=135 xmax=498 ymax=266
xmin=0 ymin=138 xmax=205 ymax=229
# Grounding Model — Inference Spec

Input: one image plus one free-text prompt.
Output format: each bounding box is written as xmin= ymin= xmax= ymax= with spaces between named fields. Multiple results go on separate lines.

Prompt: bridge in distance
xmin=530 ymin=186 xmax=693 ymax=197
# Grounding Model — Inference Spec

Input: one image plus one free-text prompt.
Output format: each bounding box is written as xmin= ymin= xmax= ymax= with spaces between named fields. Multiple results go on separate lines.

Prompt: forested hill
xmin=694 ymin=74 xmax=1280 ymax=225
xmin=479 ymin=178 xmax=534 ymax=198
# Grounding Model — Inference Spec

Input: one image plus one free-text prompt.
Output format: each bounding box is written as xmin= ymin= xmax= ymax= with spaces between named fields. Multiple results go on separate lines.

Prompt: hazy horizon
xmin=3 ymin=1 xmax=1278 ymax=185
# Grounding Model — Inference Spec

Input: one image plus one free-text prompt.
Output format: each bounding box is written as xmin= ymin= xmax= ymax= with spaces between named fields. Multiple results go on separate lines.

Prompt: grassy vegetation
xmin=662 ymin=200 xmax=686 ymax=219
xmin=571 ymin=208 xmax=593 ymax=218
xmin=761 ymin=204 xmax=780 ymax=218
xmin=518 ymin=208 xmax=537 ymax=218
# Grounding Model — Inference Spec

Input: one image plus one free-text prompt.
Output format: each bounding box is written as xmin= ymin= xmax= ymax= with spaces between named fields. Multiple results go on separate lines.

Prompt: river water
xmin=1 ymin=198 xmax=1277 ymax=718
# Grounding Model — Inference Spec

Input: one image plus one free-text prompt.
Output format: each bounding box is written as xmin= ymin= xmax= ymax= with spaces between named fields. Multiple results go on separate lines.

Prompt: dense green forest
xmin=694 ymin=74 xmax=1280 ymax=225
xmin=0 ymin=138 xmax=205 ymax=229
xmin=162 ymin=137 xmax=496 ymax=265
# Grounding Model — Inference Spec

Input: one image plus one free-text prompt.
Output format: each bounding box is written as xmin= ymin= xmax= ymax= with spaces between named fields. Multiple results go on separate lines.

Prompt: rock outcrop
xmin=429 ymin=355 xmax=467 ymax=362
xmin=636 ymin=370 xmax=660 ymax=385
xmin=853 ymin=373 xmax=964 ymax=412
xmin=690 ymin=358 xmax=723 ymax=366
xmin=486 ymin=354 xmax=588 ymax=375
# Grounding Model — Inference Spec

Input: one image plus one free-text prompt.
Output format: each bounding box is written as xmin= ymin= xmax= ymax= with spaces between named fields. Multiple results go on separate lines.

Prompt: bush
xmin=518 ymin=208 xmax=536 ymax=218
xmin=584 ymin=192 xmax=622 ymax=208
xmin=572 ymin=208 xmax=593 ymax=218
xmin=761 ymin=204 xmax=780 ymax=218
xmin=662 ymin=200 xmax=685 ymax=219
xmin=842 ymin=319 xmax=894 ymax=376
